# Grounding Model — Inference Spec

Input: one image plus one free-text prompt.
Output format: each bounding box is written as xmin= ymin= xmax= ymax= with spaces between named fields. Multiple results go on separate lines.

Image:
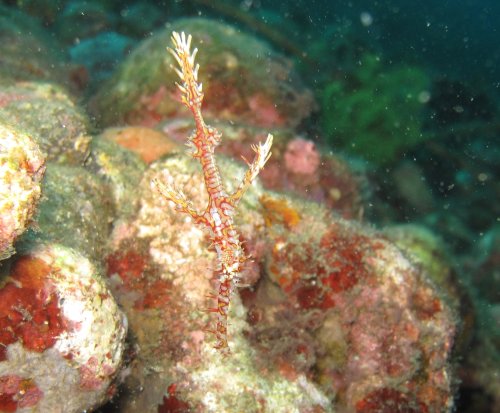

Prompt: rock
xmin=85 ymin=134 xmax=147 ymax=220
xmin=103 ymin=154 xmax=330 ymax=412
xmin=0 ymin=122 xmax=45 ymax=260
xmin=0 ymin=243 xmax=127 ymax=413
xmin=69 ymin=32 xmax=136 ymax=86
xmin=99 ymin=126 xmax=179 ymax=165
xmin=117 ymin=2 xmax=167 ymax=38
xmin=54 ymin=0 xmax=115 ymax=45
xmin=27 ymin=164 xmax=115 ymax=263
xmin=91 ymin=17 xmax=315 ymax=129
xmin=101 ymin=150 xmax=456 ymax=412
xmin=0 ymin=5 xmax=69 ymax=85
xmin=0 ymin=82 xmax=91 ymax=166
xmin=256 ymin=193 xmax=457 ymax=412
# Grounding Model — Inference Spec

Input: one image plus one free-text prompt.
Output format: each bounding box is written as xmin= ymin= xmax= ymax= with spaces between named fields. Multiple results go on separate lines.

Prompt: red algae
xmin=134 ymin=279 xmax=173 ymax=311
xmin=79 ymin=356 xmax=108 ymax=391
xmin=106 ymin=249 xmax=147 ymax=285
xmin=247 ymin=93 xmax=286 ymax=127
xmin=295 ymin=284 xmax=336 ymax=310
xmin=412 ymin=287 xmax=443 ymax=320
xmin=319 ymin=228 xmax=374 ymax=293
xmin=0 ymin=257 xmax=65 ymax=361
xmin=157 ymin=384 xmax=191 ymax=413
xmin=0 ymin=375 xmax=43 ymax=411
xmin=356 ymin=387 xmax=428 ymax=413
xmin=284 ymin=138 xmax=321 ymax=176
xmin=269 ymin=225 xmax=376 ymax=311
xmin=106 ymin=247 xmax=173 ymax=311
xmin=0 ymin=244 xmax=127 ymax=412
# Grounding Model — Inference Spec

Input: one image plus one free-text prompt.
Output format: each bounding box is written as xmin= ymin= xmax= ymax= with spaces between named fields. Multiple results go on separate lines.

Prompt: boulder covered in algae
xmin=257 ymin=193 xmax=457 ymax=412
xmin=0 ymin=22 xmax=129 ymax=409
xmin=27 ymin=163 xmax=115 ymax=263
xmin=102 ymin=147 xmax=457 ymax=412
xmin=0 ymin=82 xmax=91 ymax=166
xmin=0 ymin=122 xmax=45 ymax=260
xmin=0 ymin=243 xmax=127 ymax=413
xmin=104 ymin=154 xmax=331 ymax=413
xmin=85 ymin=133 xmax=147 ymax=220
xmin=90 ymin=17 xmax=315 ymax=129
xmin=0 ymin=126 xmax=127 ymax=412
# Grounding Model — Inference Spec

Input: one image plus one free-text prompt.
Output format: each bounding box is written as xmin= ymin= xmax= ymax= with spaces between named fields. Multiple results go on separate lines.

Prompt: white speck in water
xmin=418 ymin=90 xmax=431 ymax=103
xmin=360 ymin=12 xmax=373 ymax=27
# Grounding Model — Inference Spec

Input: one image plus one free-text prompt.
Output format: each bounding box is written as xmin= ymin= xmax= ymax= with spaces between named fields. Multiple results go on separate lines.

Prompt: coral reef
xmin=98 ymin=126 xmax=179 ymax=165
xmin=85 ymin=133 xmax=147 ymax=219
xmin=0 ymin=7 xmax=128 ymax=410
xmin=383 ymin=225 xmax=461 ymax=307
xmin=0 ymin=7 xmax=466 ymax=412
xmin=102 ymin=150 xmax=457 ymax=412
xmin=93 ymin=31 xmax=456 ymax=408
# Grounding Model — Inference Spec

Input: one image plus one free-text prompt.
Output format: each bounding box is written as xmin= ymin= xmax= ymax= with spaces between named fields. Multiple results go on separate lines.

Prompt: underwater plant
xmin=322 ymin=53 xmax=429 ymax=165
xmin=153 ymin=32 xmax=273 ymax=355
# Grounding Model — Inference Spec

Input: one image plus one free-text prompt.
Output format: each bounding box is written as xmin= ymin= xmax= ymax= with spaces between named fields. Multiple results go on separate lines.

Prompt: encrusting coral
xmin=153 ymin=32 xmax=273 ymax=355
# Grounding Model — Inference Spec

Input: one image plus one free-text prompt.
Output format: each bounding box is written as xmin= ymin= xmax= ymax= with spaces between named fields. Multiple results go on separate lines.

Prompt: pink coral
xmin=284 ymin=137 xmax=320 ymax=175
